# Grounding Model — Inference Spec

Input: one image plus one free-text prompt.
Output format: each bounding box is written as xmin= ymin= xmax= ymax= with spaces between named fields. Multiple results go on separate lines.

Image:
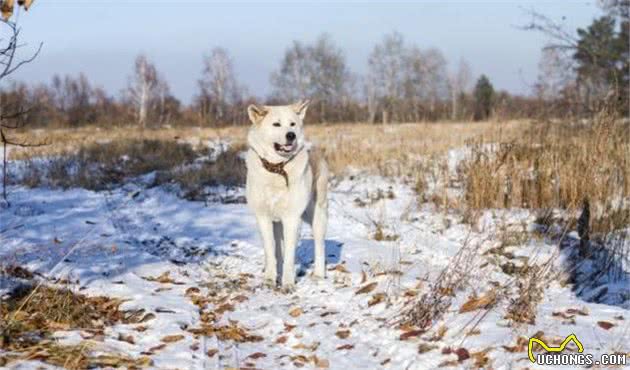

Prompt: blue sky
xmin=10 ymin=1 xmax=602 ymax=103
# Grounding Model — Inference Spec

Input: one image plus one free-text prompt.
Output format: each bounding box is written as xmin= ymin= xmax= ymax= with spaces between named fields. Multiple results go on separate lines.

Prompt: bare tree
xmin=126 ymin=55 xmax=162 ymax=128
xmin=271 ymin=34 xmax=352 ymax=122
xmin=448 ymin=58 xmax=472 ymax=120
xmin=403 ymin=47 xmax=449 ymax=121
xmin=270 ymin=41 xmax=312 ymax=102
xmin=364 ymin=74 xmax=378 ymax=124
xmin=0 ymin=19 xmax=43 ymax=206
xmin=368 ymin=32 xmax=406 ymax=123
xmin=534 ymin=48 xmax=574 ymax=100
xmin=197 ymin=47 xmax=242 ymax=125
xmin=308 ymin=34 xmax=352 ymax=120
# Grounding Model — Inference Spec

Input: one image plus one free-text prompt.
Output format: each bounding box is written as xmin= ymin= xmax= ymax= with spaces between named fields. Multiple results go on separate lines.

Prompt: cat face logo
xmin=528 ymin=334 xmax=584 ymax=363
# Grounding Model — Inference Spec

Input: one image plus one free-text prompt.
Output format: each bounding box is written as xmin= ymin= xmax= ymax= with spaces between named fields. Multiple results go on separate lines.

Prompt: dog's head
xmin=247 ymin=100 xmax=309 ymax=160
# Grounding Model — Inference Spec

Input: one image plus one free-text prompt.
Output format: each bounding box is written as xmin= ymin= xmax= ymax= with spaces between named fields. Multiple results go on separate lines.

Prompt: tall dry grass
xmin=10 ymin=121 xmax=524 ymax=168
xmin=460 ymin=106 xmax=629 ymax=232
xmin=7 ymin=120 xmax=525 ymax=193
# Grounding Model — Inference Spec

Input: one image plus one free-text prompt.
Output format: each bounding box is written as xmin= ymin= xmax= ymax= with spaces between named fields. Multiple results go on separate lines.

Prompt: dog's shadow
xmin=295 ymin=239 xmax=343 ymax=277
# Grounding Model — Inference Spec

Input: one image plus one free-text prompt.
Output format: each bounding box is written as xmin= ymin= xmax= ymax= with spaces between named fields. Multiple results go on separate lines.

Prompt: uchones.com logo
xmin=528 ymin=333 xmax=627 ymax=367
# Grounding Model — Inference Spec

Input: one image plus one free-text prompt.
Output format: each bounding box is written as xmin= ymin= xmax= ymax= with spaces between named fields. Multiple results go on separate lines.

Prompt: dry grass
xmin=307 ymin=121 xmax=526 ymax=177
xmin=504 ymin=265 xmax=545 ymax=325
xmin=10 ymin=120 xmax=526 ymax=174
xmin=460 ymin=107 xmax=629 ymax=232
xmin=0 ymin=271 xmax=153 ymax=368
xmin=401 ymin=236 xmax=478 ymax=331
xmin=154 ymin=145 xmax=247 ymax=200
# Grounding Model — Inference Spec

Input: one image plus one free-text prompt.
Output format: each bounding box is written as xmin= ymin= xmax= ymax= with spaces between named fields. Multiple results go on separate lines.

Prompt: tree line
xmin=1 ymin=3 xmax=627 ymax=128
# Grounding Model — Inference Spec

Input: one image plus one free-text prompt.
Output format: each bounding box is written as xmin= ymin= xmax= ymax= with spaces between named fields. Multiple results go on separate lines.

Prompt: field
xmin=1 ymin=117 xmax=629 ymax=369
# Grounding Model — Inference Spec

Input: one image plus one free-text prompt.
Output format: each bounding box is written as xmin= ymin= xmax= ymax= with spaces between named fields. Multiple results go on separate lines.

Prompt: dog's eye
xmin=273 ymin=122 xmax=281 ymax=127
xmin=290 ymin=122 xmax=296 ymax=127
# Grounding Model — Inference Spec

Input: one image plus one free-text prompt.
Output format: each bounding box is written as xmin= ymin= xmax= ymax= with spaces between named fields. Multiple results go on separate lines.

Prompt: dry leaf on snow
xmin=400 ymin=329 xmax=424 ymax=340
xmin=336 ymin=344 xmax=354 ymax=350
xmin=161 ymin=334 xmax=185 ymax=343
xmin=597 ymin=321 xmax=615 ymax=330
xmin=459 ymin=290 xmax=496 ymax=313
xmin=355 ymin=282 xmax=377 ymax=295
xmin=289 ymin=307 xmax=303 ymax=317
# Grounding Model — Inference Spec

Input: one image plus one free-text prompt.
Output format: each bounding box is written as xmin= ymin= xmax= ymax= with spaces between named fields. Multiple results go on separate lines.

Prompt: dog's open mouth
xmin=274 ymin=142 xmax=296 ymax=155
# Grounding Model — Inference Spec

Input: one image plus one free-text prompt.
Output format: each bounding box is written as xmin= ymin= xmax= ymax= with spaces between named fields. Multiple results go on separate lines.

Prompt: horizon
xmin=7 ymin=1 xmax=603 ymax=104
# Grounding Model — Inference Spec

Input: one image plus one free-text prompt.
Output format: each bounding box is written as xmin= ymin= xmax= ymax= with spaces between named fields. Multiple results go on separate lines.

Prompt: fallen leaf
xmin=400 ymin=329 xmax=424 ymax=340
xmin=233 ymin=294 xmax=248 ymax=303
xmin=215 ymin=303 xmax=235 ymax=314
xmin=355 ymin=282 xmax=377 ymax=295
xmin=418 ymin=343 xmax=438 ymax=353
xmin=459 ymin=291 xmax=496 ymax=313
xmin=247 ymin=352 xmax=267 ymax=360
xmin=117 ymin=333 xmax=135 ymax=344
xmin=430 ymin=325 xmax=447 ymax=341
xmin=148 ymin=343 xmax=166 ymax=353
xmin=368 ymin=293 xmax=386 ymax=307
xmin=161 ymin=334 xmax=185 ymax=343
xmin=289 ymin=307 xmax=303 ymax=317
xmin=336 ymin=344 xmax=354 ymax=350
xmin=335 ymin=329 xmax=351 ymax=339
xmin=320 ymin=311 xmax=338 ymax=317
xmin=454 ymin=348 xmax=470 ymax=362
xmin=597 ymin=321 xmax=615 ymax=330
xmin=471 ymin=348 xmax=491 ymax=368
xmin=315 ymin=357 xmax=330 ymax=368
xmin=207 ymin=349 xmax=219 ymax=357
xmin=139 ymin=313 xmax=156 ymax=323
xmin=185 ymin=287 xmax=201 ymax=296
xmin=276 ymin=335 xmax=288 ymax=344
xmin=565 ymin=307 xmax=589 ymax=316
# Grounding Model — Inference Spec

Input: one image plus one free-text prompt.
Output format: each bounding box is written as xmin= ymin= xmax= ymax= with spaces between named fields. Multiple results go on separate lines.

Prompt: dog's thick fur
xmin=245 ymin=100 xmax=329 ymax=290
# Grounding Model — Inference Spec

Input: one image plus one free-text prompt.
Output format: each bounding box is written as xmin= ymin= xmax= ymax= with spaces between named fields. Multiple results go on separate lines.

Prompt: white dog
xmin=245 ymin=100 xmax=328 ymax=291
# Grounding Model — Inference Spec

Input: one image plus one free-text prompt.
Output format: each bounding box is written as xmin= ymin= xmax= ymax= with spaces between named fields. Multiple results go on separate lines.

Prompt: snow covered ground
xmin=1 ymin=153 xmax=629 ymax=369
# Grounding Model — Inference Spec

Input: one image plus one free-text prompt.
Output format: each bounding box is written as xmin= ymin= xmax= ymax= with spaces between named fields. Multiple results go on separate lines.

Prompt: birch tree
xmin=127 ymin=55 xmax=160 ymax=127
xmin=448 ymin=58 xmax=471 ymax=120
xmin=271 ymin=34 xmax=352 ymax=121
xmin=368 ymin=32 xmax=406 ymax=123
xmin=197 ymin=47 xmax=242 ymax=124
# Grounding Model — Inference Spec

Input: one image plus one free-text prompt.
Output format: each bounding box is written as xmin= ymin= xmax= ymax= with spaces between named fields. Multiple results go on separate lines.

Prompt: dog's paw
xmin=281 ymin=284 xmax=296 ymax=294
xmin=263 ymin=278 xmax=277 ymax=289
xmin=311 ymin=271 xmax=326 ymax=280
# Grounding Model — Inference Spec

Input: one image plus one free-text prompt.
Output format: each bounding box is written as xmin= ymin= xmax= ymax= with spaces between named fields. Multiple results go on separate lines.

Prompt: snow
xmin=1 ymin=159 xmax=629 ymax=369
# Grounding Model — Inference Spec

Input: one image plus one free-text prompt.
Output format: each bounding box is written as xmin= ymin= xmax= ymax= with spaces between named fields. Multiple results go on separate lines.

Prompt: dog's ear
xmin=247 ymin=104 xmax=268 ymax=124
xmin=291 ymin=99 xmax=310 ymax=120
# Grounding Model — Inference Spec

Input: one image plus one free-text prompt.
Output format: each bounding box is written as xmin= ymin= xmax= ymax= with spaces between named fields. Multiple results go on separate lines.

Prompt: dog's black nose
xmin=286 ymin=132 xmax=296 ymax=142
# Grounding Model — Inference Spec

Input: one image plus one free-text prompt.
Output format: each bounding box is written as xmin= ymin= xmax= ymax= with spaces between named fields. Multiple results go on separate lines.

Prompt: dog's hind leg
xmin=255 ymin=215 xmax=277 ymax=286
xmin=312 ymin=161 xmax=329 ymax=279
xmin=273 ymin=221 xmax=284 ymax=282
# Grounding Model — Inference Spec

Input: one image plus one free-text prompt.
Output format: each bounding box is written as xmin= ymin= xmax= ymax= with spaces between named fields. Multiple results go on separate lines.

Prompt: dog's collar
xmin=250 ymin=146 xmax=303 ymax=187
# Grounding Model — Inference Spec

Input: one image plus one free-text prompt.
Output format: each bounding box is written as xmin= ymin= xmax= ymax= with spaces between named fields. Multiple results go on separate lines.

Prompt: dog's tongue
xmin=275 ymin=143 xmax=294 ymax=152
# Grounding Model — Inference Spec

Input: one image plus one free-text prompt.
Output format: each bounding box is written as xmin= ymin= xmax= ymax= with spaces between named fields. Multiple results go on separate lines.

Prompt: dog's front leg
xmin=255 ymin=215 xmax=277 ymax=286
xmin=281 ymin=216 xmax=301 ymax=291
